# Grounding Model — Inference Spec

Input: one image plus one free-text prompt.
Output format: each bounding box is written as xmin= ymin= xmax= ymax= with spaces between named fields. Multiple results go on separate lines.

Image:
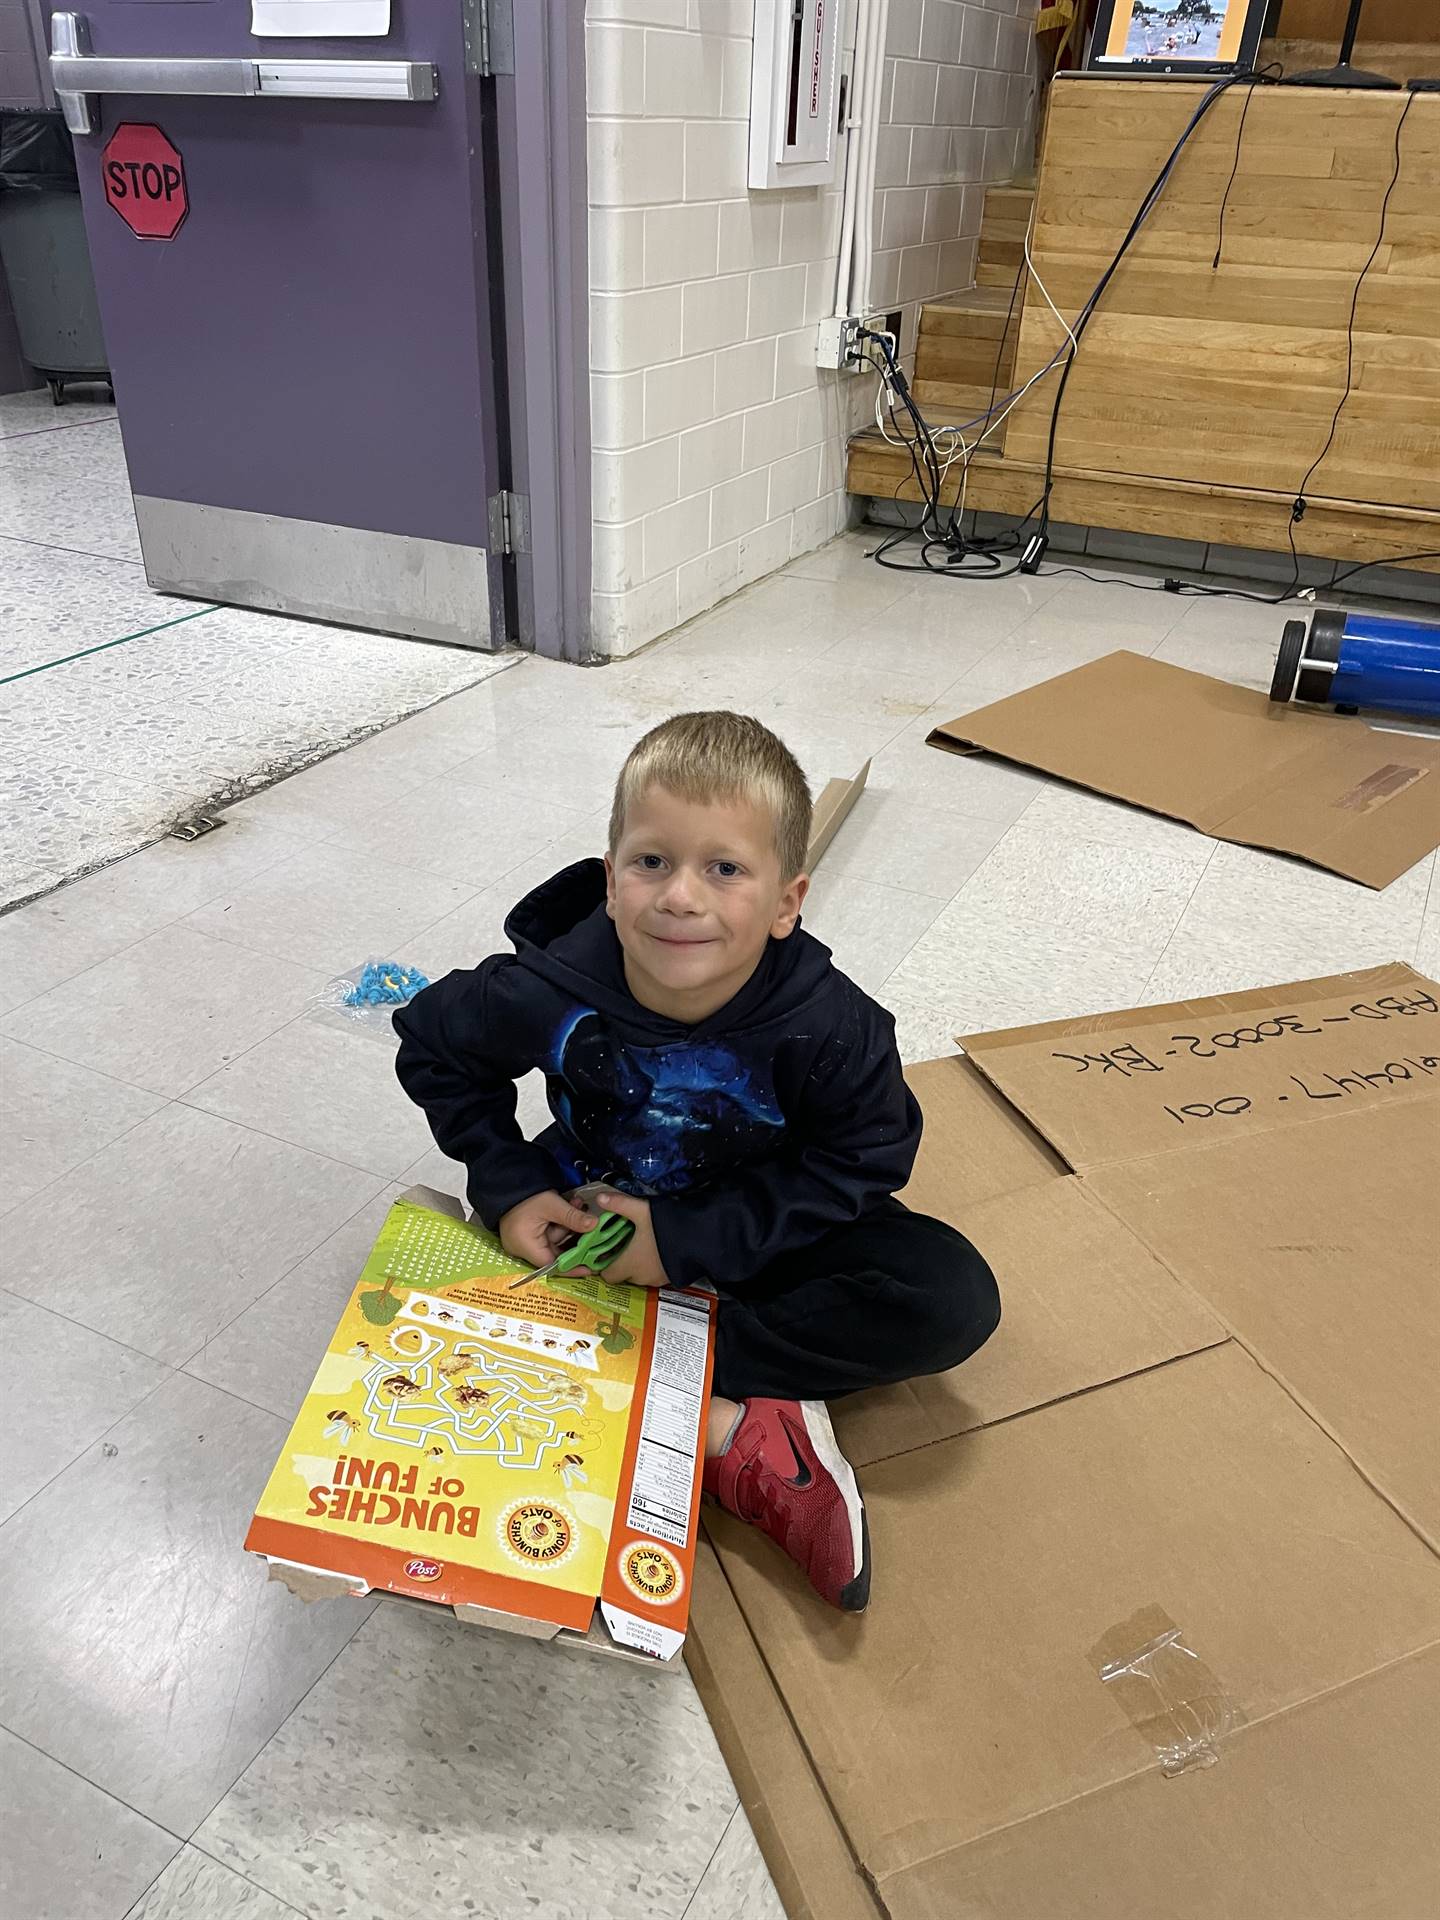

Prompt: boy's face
xmin=605 ymin=784 xmax=808 ymax=1023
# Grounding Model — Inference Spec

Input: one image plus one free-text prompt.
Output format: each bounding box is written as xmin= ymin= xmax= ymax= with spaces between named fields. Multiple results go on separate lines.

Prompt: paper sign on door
xmin=251 ymin=0 xmax=389 ymax=36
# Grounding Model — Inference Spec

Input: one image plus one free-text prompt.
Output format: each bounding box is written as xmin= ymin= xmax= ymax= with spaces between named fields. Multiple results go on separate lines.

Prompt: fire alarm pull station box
xmin=750 ymin=0 xmax=844 ymax=190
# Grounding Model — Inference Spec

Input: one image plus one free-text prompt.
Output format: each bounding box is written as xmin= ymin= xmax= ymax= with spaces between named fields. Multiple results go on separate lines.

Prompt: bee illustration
xmin=323 ymin=1408 xmax=359 ymax=1442
xmin=349 ymin=1340 xmax=371 ymax=1358
xmin=426 ymin=1445 xmax=446 ymax=1460
xmin=566 ymin=1339 xmax=592 ymax=1358
xmin=382 ymin=1373 xmax=421 ymax=1401
xmin=553 ymin=1452 xmax=589 ymax=1491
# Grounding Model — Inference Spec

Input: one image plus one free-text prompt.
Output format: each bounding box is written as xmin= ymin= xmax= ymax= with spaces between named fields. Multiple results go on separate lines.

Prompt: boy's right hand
xmin=498 ymin=1190 xmax=597 ymax=1268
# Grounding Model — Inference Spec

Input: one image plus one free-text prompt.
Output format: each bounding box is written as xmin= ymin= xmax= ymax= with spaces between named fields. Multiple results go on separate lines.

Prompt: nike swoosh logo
xmin=776 ymin=1412 xmax=814 ymax=1489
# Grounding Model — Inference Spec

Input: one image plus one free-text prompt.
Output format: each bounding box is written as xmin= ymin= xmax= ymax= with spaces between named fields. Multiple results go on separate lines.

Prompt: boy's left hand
xmin=591 ymin=1191 xmax=668 ymax=1289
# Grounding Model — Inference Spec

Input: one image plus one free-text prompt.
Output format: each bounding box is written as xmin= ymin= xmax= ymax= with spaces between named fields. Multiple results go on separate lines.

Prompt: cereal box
xmin=245 ymin=1189 xmax=715 ymax=1661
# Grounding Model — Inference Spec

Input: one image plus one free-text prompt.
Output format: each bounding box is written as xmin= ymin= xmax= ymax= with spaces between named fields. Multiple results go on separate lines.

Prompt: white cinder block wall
xmin=587 ymin=0 xmax=1038 ymax=657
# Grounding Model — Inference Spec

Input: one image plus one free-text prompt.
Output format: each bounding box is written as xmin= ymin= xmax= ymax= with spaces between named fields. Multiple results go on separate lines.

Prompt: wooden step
xmin=976 ymin=182 xmax=1034 ymax=283
xmin=916 ymin=331 xmax=1018 ymax=393
xmin=921 ymin=285 xmax=1021 ymax=337
xmin=982 ymin=184 xmax=1035 ymax=218
xmin=916 ymin=281 xmax=1021 ymax=402
xmin=847 ymin=430 xmax=977 ymax=508
xmin=851 ymin=380 xmax=1016 ymax=483
xmin=910 ymin=379 xmax=1011 ymax=421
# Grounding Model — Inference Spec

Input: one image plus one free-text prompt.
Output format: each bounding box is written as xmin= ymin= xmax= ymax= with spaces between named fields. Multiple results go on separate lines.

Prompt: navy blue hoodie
xmin=392 ymin=859 xmax=922 ymax=1290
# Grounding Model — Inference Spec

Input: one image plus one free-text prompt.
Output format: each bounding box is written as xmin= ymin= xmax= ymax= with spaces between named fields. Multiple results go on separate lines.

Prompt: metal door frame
xmin=489 ymin=0 xmax=593 ymax=663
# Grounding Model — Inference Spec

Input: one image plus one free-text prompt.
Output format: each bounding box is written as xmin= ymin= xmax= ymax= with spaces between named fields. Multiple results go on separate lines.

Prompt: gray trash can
xmin=0 ymin=110 xmax=110 ymax=405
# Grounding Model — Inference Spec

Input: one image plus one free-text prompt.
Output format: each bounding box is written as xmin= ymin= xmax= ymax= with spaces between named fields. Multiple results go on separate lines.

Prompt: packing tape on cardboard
xmin=1088 ymin=1603 xmax=1239 ymax=1776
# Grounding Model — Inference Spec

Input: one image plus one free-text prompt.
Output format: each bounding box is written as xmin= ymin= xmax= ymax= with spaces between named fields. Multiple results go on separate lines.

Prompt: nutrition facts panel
xmin=626 ymin=1291 xmax=711 ymax=1548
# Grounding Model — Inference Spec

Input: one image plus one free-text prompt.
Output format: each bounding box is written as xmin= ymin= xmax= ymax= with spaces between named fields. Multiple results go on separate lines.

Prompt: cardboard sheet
xmin=832 ymin=1178 xmax=1225 ymax=1468
xmin=1087 ymin=1097 xmax=1440 ymax=1550
xmin=708 ymin=1344 xmax=1440 ymax=1893
xmin=686 ymin=962 xmax=1440 ymax=1919
xmin=961 ymin=960 xmax=1440 ymax=1172
xmin=887 ymin=1647 xmax=1440 ymax=1920
xmin=927 ymin=651 xmax=1440 ymax=888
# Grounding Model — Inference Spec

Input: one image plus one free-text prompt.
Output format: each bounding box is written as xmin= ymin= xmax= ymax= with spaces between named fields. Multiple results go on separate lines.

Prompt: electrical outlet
xmin=815 ymin=316 xmax=858 ymax=371
xmin=815 ymin=312 xmax=902 ymax=374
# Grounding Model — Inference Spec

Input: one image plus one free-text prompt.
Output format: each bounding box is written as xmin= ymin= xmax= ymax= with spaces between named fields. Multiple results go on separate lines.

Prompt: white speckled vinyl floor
xmin=1 ymin=407 xmax=1438 ymax=1920
xmin=0 ymin=397 xmax=514 ymax=910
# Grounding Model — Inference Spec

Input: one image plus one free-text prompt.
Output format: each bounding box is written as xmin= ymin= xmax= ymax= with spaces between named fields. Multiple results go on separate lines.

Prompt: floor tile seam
xmin=171 ymin=1168 xmax=393 ymax=1375
xmin=815 ymin=859 xmax=972 ymax=904
xmin=0 ymin=530 xmax=144 ymax=566
xmin=0 ymin=1281 xmax=179 ymax=1379
xmin=0 ymin=1081 xmax=173 ymax=1222
xmin=0 ymin=416 xmax=118 ymax=446
xmin=0 ymin=1029 xmax=177 ymax=1100
xmin=0 ymin=604 xmax=223 ymax=688
xmin=0 ymin=1721 xmax=191 ymax=1856
xmin=156 ymin=1844 xmax=312 ymax=1920
xmin=760 ymin=646 xmax=951 ymax=717
xmin=1136 ymin=837 xmax=1223 ymax=997
xmin=0 ymin=1361 xmax=180 ymax=1535
xmin=0 ymin=969 xmax=335 ymax=1101
xmin=350 ymin=820 xmax=596 ymax=955
xmin=169 ymin=850 xmax=497 ymax=962
xmin=911 ymin=774 xmax=1049 ymax=917
xmin=171 ymin=1073 xmax=405 ymax=1184
xmin=183 ymin=1608 xmax=381 ymax=1854
xmin=0 ymin=826 xmax=308 ymax=966
xmin=676 ymin=1804 xmax=745 ymax=1920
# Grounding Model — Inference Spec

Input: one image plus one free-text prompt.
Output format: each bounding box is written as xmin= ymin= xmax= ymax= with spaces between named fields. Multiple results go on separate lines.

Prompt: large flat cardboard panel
xmin=684 ymin=1542 xmax=880 ymax=1920
xmin=898 ymin=1056 xmax=1065 ymax=1217
xmin=708 ymin=1344 xmax=1440 ymax=1886
xmin=886 ymin=1646 xmax=1440 ymax=1920
xmin=962 ymin=963 xmax=1440 ymax=1171
xmin=831 ymin=1178 xmax=1225 ymax=1468
xmin=1087 ymin=1096 xmax=1440 ymax=1550
xmin=927 ymin=653 xmax=1440 ymax=889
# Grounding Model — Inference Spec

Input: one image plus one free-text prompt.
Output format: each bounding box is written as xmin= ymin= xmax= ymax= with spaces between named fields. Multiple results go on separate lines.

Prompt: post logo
xmin=403 ymin=1557 xmax=443 ymax=1583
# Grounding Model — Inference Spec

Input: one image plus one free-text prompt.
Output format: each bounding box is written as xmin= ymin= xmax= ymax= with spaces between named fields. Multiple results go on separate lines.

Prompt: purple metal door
xmin=53 ymin=0 xmax=507 ymax=647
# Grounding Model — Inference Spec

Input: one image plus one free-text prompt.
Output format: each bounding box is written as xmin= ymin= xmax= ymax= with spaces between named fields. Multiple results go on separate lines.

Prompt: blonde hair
xmin=609 ymin=711 xmax=812 ymax=879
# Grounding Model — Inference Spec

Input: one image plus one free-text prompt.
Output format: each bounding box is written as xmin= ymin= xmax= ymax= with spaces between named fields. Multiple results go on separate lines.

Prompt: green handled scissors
xmin=508 ymin=1183 xmax=635 ymax=1288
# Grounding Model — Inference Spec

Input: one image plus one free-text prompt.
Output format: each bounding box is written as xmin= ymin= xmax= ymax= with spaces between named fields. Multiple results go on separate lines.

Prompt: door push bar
xmin=50 ymin=11 xmax=439 ymax=135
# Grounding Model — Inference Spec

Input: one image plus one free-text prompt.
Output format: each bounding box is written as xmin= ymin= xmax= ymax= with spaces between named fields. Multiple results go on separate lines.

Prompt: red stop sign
xmin=102 ymin=123 xmax=188 ymax=240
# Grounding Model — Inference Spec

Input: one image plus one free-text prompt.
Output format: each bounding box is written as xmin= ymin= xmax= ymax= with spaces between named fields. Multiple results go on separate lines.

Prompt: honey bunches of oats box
xmin=246 ymin=1196 xmax=714 ymax=1658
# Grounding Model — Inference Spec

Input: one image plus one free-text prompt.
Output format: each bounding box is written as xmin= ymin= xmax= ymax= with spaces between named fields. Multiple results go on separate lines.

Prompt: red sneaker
xmin=704 ymin=1399 xmax=870 ymax=1612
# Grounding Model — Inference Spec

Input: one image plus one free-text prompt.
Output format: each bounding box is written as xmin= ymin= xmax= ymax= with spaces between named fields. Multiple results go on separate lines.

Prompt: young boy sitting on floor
xmin=394 ymin=711 xmax=999 ymax=1612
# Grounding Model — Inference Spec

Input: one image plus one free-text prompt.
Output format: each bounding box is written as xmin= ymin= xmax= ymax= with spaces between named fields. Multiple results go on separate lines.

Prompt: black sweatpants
xmin=711 ymin=1198 xmax=1000 ymax=1404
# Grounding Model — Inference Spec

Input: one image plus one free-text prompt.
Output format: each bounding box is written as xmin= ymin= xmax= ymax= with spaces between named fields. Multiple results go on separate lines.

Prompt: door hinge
xmin=489 ymin=489 xmax=529 ymax=558
xmin=465 ymin=0 xmax=513 ymax=77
